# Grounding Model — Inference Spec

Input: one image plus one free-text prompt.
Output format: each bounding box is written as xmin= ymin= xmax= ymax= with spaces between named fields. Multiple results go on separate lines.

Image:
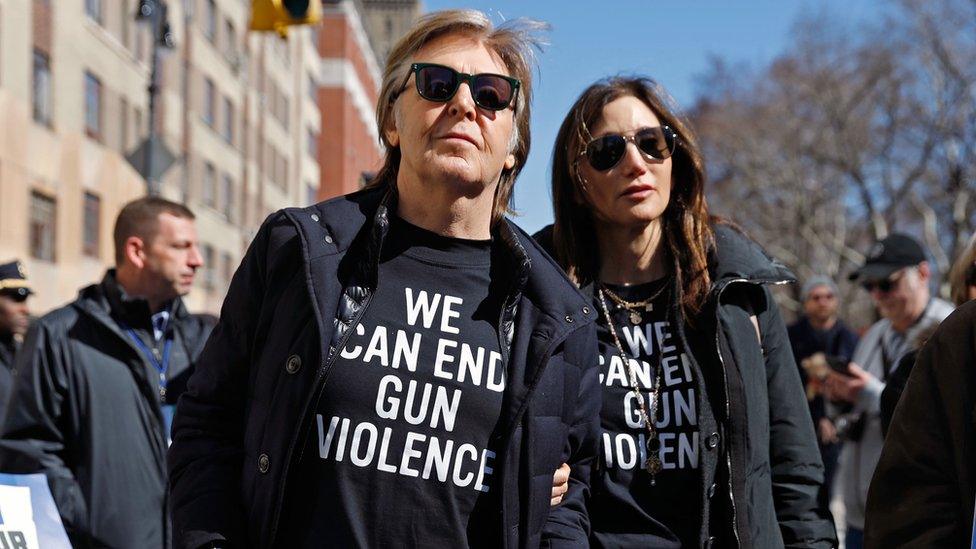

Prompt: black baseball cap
xmin=0 ymin=260 xmax=33 ymax=299
xmin=848 ymin=233 xmax=927 ymax=282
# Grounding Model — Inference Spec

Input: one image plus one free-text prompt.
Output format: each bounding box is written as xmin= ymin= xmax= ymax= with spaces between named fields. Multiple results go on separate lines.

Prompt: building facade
xmin=0 ymin=0 xmax=325 ymax=315
xmin=314 ymin=0 xmax=385 ymax=200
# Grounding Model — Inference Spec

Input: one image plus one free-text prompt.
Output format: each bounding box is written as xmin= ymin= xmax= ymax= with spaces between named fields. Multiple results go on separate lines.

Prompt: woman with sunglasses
xmin=536 ymin=77 xmax=836 ymax=547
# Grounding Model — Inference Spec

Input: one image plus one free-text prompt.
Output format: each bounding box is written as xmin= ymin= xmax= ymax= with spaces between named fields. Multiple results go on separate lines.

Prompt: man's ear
xmin=385 ymin=126 xmax=399 ymax=148
xmin=124 ymin=236 xmax=147 ymax=269
xmin=917 ymin=261 xmax=931 ymax=282
xmin=384 ymin=105 xmax=400 ymax=147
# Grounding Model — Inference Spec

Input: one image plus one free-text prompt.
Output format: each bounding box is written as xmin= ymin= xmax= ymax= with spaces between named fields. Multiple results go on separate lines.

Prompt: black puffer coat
xmin=0 ymin=272 xmax=215 ymax=548
xmin=536 ymin=224 xmax=837 ymax=548
xmin=168 ymin=186 xmax=602 ymax=549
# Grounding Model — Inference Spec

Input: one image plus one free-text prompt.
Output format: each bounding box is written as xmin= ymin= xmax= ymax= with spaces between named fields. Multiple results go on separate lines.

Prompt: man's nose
xmin=447 ymin=81 xmax=478 ymax=120
xmin=188 ymin=246 xmax=204 ymax=268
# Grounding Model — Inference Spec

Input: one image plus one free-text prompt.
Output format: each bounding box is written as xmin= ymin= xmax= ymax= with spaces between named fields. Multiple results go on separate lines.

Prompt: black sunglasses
xmin=578 ymin=126 xmax=677 ymax=171
xmin=861 ymin=270 xmax=908 ymax=293
xmin=398 ymin=63 xmax=521 ymax=111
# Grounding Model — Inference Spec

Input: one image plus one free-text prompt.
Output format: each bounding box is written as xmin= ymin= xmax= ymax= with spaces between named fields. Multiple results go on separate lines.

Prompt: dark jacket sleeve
xmin=0 ymin=320 xmax=91 ymax=543
xmin=168 ymin=216 xmax=274 ymax=549
xmin=864 ymin=304 xmax=975 ymax=548
xmin=758 ymin=288 xmax=837 ymax=548
xmin=541 ymin=322 xmax=601 ymax=547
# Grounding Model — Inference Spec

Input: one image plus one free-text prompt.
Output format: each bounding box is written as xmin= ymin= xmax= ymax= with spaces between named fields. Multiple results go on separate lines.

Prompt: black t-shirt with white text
xmin=590 ymin=279 xmax=702 ymax=548
xmin=281 ymin=217 xmax=507 ymax=547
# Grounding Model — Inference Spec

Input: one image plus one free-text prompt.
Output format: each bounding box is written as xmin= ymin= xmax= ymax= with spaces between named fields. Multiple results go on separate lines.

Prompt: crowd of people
xmin=0 ymin=8 xmax=974 ymax=549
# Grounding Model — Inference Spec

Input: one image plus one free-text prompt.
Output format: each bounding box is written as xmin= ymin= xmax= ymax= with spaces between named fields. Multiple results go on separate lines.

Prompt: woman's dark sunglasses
xmin=399 ymin=63 xmax=520 ymax=111
xmin=579 ymin=126 xmax=677 ymax=171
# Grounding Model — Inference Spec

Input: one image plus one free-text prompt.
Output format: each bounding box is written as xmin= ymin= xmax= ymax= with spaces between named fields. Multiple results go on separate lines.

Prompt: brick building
xmin=313 ymin=0 xmax=384 ymax=200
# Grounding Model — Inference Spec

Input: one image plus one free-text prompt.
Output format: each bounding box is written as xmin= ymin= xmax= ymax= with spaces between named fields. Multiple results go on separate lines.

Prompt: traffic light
xmin=249 ymin=0 xmax=322 ymax=37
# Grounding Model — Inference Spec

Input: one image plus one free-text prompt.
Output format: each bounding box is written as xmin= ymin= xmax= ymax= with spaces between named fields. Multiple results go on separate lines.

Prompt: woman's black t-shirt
xmin=279 ymin=216 xmax=508 ymax=547
xmin=590 ymin=279 xmax=704 ymax=548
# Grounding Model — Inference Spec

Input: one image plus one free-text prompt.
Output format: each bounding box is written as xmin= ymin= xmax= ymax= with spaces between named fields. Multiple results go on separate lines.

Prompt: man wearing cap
xmin=788 ymin=275 xmax=859 ymax=512
xmin=0 ymin=260 xmax=33 ymax=399
xmin=825 ymin=233 xmax=953 ymax=548
xmin=0 ymin=197 xmax=214 ymax=548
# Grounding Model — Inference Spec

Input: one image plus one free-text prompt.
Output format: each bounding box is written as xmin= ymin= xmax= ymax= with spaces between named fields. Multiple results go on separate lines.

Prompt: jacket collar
xmin=288 ymin=184 xmax=593 ymax=332
xmin=75 ymin=270 xmax=187 ymax=335
xmin=709 ymin=224 xmax=795 ymax=289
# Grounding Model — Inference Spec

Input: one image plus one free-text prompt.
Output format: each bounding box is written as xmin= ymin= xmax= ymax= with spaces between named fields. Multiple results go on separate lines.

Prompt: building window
xmin=202 ymin=244 xmax=215 ymax=290
xmin=221 ymin=173 xmax=234 ymax=220
xmin=280 ymin=96 xmax=290 ymax=130
xmin=133 ymin=107 xmax=144 ymax=144
xmin=307 ymin=183 xmax=317 ymax=206
xmin=224 ymin=18 xmax=236 ymax=59
xmin=83 ymin=192 xmax=100 ymax=257
xmin=203 ymin=0 xmax=216 ymax=42
xmin=122 ymin=0 xmax=131 ymax=50
xmin=306 ymin=127 xmax=317 ymax=158
xmin=222 ymin=97 xmax=233 ymax=144
xmin=309 ymin=25 xmax=319 ymax=48
xmin=307 ymin=73 xmax=317 ymax=103
xmin=84 ymin=71 xmax=102 ymax=140
xmin=30 ymin=191 xmax=57 ymax=262
xmin=119 ymin=96 xmax=129 ymax=153
xmin=32 ymin=50 xmax=52 ymax=126
xmin=222 ymin=251 xmax=233 ymax=287
xmin=136 ymin=24 xmax=147 ymax=62
xmin=203 ymin=77 xmax=215 ymax=126
xmin=85 ymin=0 xmax=102 ymax=24
xmin=203 ymin=161 xmax=216 ymax=207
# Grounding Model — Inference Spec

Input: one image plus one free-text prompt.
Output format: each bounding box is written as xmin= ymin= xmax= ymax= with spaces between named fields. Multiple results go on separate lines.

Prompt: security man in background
xmin=0 ymin=260 xmax=33 ymax=401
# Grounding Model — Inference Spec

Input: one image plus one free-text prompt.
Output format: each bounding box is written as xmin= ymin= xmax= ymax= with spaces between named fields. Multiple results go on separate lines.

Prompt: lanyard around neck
xmin=121 ymin=324 xmax=174 ymax=399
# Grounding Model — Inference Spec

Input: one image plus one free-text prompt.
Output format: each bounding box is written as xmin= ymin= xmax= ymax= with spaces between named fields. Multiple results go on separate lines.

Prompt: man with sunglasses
xmin=169 ymin=10 xmax=599 ymax=549
xmin=0 ymin=260 xmax=33 ymax=402
xmin=825 ymin=233 xmax=953 ymax=549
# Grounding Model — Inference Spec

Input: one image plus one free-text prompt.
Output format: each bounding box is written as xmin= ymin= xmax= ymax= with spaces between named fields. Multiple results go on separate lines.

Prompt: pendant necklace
xmin=601 ymin=281 xmax=668 ymax=325
xmin=597 ymin=286 xmax=666 ymax=484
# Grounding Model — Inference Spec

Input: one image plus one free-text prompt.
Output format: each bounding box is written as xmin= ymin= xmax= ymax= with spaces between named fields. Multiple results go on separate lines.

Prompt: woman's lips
xmin=621 ymin=184 xmax=656 ymax=199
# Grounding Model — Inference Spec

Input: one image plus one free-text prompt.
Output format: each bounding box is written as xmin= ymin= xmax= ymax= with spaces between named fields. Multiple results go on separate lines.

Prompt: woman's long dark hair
xmin=550 ymin=77 xmax=714 ymax=319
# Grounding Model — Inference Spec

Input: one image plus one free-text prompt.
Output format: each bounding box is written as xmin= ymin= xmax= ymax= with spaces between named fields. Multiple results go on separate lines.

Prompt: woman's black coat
xmin=536 ymin=224 xmax=837 ymax=548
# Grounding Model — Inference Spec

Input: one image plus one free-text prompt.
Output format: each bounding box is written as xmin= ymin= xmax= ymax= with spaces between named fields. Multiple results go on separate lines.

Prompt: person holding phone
xmin=825 ymin=233 xmax=953 ymax=548
xmin=788 ymin=276 xmax=859 ymax=511
xmin=536 ymin=76 xmax=835 ymax=548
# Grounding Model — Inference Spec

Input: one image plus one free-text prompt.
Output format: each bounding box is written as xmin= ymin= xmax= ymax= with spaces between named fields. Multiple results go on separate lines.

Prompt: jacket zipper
xmin=712 ymin=276 xmax=791 ymax=548
xmin=267 ymin=290 xmax=374 ymax=546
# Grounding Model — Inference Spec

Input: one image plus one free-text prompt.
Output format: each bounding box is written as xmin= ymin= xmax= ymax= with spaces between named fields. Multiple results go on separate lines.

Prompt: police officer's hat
xmin=0 ymin=260 xmax=33 ymax=299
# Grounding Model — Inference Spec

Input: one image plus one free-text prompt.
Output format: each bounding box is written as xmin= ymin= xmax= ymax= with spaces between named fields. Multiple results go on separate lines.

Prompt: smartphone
xmin=826 ymin=355 xmax=853 ymax=376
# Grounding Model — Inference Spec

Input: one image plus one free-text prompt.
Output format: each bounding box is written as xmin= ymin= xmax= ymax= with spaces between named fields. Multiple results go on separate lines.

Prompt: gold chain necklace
xmin=600 ymin=280 xmax=669 ymax=324
xmin=597 ymin=288 xmax=664 ymax=485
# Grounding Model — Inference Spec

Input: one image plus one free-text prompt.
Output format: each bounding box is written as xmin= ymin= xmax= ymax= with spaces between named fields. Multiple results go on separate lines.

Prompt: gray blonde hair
xmin=367 ymin=9 xmax=547 ymax=225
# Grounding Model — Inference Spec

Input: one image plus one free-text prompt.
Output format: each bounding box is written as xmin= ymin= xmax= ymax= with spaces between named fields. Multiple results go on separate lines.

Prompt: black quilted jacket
xmin=168 ymin=186 xmax=602 ymax=549
xmin=535 ymin=224 xmax=838 ymax=548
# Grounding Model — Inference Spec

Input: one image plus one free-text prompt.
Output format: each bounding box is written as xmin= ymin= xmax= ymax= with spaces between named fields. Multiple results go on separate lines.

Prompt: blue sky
xmin=422 ymin=1 xmax=882 ymax=233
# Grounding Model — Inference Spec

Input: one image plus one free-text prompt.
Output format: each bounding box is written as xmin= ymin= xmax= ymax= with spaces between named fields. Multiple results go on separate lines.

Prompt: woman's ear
xmin=573 ymin=174 xmax=590 ymax=206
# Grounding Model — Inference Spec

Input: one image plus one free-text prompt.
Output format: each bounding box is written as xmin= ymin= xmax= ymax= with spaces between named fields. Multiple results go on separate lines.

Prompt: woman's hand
xmin=551 ymin=462 xmax=570 ymax=506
